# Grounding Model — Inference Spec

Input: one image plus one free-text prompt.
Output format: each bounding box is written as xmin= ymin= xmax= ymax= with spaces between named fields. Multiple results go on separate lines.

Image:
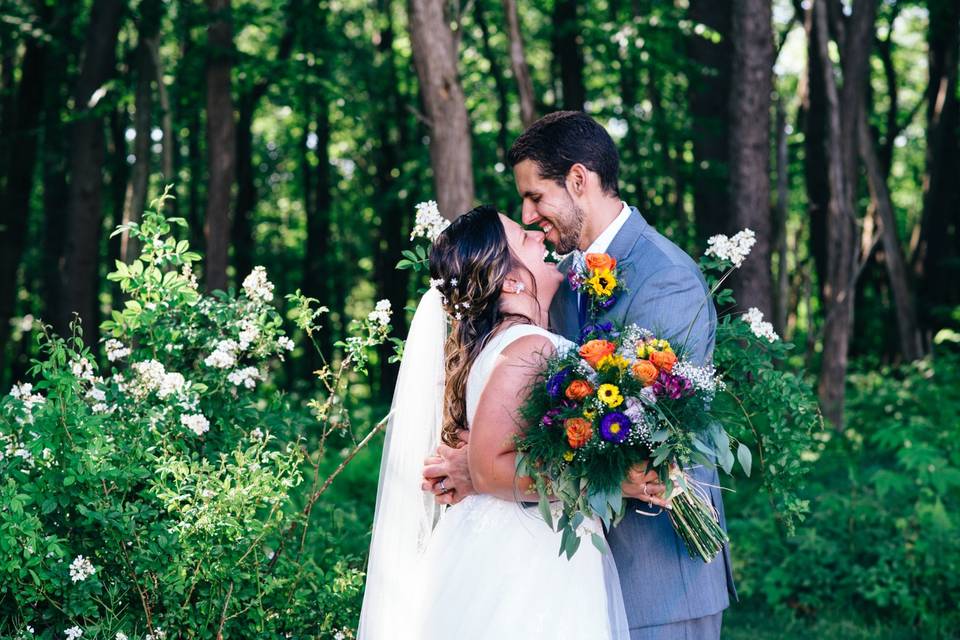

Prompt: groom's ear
xmin=565 ymin=163 xmax=589 ymax=196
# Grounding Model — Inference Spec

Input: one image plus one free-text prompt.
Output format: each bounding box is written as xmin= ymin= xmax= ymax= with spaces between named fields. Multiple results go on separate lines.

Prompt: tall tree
xmin=233 ymin=1 xmax=298 ymax=285
xmin=475 ymin=0 xmax=510 ymax=162
xmin=121 ymin=0 xmax=164 ymax=264
xmin=687 ymin=0 xmax=732 ymax=245
xmin=0 ymin=16 xmax=48 ymax=371
xmin=913 ymin=0 xmax=960 ymax=335
xmin=408 ymin=0 xmax=475 ymax=218
xmin=503 ymin=0 xmax=535 ymax=128
xmin=204 ymin=0 xmax=236 ymax=293
xmin=551 ymin=0 xmax=585 ymax=111
xmin=812 ymin=0 xmax=876 ymax=427
xmin=728 ymin=0 xmax=774 ymax=315
xmin=61 ymin=0 xmax=125 ymax=341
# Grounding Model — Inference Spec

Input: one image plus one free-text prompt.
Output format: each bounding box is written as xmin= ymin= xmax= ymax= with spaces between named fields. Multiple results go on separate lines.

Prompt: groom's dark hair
xmin=507 ymin=111 xmax=620 ymax=197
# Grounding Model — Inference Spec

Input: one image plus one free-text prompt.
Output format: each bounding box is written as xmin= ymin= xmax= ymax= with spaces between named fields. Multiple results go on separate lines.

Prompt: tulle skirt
xmin=409 ymin=494 xmax=630 ymax=640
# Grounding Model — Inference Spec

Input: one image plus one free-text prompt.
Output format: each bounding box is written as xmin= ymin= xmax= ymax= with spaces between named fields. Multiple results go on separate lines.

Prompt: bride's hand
xmin=421 ymin=431 xmax=476 ymax=505
xmin=621 ymin=463 xmax=671 ymax=509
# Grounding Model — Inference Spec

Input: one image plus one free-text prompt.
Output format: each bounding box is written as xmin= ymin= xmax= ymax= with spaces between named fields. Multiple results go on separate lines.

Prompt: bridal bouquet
xmin=516 ymin=320 xmax=750 ymax=562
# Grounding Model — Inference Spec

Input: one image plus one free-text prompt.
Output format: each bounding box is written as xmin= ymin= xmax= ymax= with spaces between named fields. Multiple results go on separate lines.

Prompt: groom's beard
xmin=553 ymin=194 xmax=585 ymax=255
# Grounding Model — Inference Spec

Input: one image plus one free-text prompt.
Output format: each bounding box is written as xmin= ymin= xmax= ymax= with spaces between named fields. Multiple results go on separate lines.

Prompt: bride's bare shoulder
xmin=497 ymin=332 xmax=557 ymax=369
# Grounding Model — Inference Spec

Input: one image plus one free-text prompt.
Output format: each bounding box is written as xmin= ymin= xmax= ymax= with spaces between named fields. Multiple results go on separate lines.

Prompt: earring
xmin=514 ymin=282 xmax=525 ymax=294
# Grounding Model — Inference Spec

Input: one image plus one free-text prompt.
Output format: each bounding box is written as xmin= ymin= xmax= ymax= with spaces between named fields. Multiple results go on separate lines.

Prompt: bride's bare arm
xmin=469 ymin=334 xmax=555 ymax=502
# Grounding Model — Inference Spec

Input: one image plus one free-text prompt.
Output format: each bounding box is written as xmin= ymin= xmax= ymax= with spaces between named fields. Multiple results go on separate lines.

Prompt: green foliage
xmin=0 ymin=194 xmax=392 ymax=639
xmin=727 ymin=351 xmax=960 ymax=637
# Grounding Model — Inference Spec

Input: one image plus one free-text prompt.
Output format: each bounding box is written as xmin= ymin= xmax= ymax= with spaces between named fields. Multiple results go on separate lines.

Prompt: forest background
xmin=0 ymin=0 xmax=958 ymax=638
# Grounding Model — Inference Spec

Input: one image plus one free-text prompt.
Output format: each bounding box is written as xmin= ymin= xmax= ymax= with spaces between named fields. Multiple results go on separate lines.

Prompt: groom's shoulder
xmin=631 ymin=222 xmax=702 ymax=285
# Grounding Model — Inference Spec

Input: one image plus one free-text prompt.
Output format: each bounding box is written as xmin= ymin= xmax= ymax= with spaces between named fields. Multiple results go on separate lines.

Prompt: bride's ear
xmin=502 ymin=278 xmax=526 ymax=295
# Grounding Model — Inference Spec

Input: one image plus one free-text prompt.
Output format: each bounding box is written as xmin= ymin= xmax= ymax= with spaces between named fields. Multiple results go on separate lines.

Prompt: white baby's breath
xmin=409 ymin=200 xmax=449 ymax=242
xmin=704 ymin=229 xmax=756 ymax=268
xmin=742 ymin=307 xmax=779 ymax=342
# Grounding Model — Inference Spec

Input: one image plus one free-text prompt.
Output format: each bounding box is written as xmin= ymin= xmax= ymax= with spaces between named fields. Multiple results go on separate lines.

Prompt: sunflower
xmin=586 ymin=269 xmax=617 ymax=297
xmin=597 ymin=383 xmax=624 ymax=408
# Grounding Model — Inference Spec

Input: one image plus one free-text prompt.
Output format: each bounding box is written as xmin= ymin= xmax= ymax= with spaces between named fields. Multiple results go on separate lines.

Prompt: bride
xmin=357 ymin=204 xmax=629 ymax=639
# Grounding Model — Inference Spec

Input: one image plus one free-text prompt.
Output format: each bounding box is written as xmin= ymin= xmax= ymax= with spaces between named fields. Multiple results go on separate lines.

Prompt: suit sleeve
xmin=625 ymin=265 xmax=716 ymax=365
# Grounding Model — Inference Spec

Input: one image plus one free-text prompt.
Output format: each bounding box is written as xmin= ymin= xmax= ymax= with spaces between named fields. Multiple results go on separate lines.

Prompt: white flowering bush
xmin=0 ymin=189 xmax=389 ymax=638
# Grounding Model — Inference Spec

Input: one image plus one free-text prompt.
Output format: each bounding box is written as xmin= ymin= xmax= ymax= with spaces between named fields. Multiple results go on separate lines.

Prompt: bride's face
xmin=498 ymin=214 xmax=564 ymax=300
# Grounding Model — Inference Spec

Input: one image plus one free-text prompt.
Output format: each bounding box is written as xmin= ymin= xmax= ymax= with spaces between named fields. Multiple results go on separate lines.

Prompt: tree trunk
xmin=408 ymin=0 xmax=475 ymax=218
xmin=687 ymin=0 xmax=732 ymax=245
xmin=812 ymin=0 xmax=875 ymax=429
xmin=858 ymin=108 xmax=924 ymax=361
xmin=121 ymin=0 xmax=163 ymax=264
xmin=728 ymin=0 xmax=773 ymax=316
xmin=798 ymin=0 xmax=829 ymax=298
xmin=503 ymin=0 xmax=535 ymax=128
xmin=773 ymin=98 xmax=790 ymax=336
xmin=913 ymin=0 xmax=960 ymax=335
xmin=61 ymin=0 xmax=125 ymax=340
xmin=204 ymin=0 xmax=236 ymax=293
xmin=475 ymin=0 xmax=510 ymax=162
xmin=0 ymin=33 xmax=47 ymax=371
xmin=551 ymin=0 xmax=585 ymax=111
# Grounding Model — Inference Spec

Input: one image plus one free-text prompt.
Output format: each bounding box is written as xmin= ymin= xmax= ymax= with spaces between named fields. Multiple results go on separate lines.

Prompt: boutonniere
xmin=568 ymin=252 xmax=625 ymax=317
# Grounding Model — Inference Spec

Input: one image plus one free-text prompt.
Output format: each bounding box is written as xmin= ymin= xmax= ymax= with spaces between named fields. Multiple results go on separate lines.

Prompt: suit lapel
xmin=549 ymin=254 xmax=581 ymax=341
xmin=598 ymin=207 xmax=648 ymax=323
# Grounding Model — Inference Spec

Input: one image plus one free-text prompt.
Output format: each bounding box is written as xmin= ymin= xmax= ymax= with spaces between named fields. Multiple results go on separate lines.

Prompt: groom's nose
xmin=520 ymin=200 xmax=539 ymax=226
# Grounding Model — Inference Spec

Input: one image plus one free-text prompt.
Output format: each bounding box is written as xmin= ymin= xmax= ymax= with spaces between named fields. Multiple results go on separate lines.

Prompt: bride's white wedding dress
xmin=411 ymin=324 xmax=629 ymax=639
xmin=358 ymin=290 xmax=629 ymax=640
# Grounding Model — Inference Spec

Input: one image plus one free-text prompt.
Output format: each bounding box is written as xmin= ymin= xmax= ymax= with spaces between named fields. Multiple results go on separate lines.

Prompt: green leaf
xmin=737 ymin=443 xmax=752 ymax=477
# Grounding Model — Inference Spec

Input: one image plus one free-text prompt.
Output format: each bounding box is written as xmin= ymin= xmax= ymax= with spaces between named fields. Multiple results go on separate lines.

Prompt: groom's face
xmin=513 ymin=160 xmax=584 ymax=255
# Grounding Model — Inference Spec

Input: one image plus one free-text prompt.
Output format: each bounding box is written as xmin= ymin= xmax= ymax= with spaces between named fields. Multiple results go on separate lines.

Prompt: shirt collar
xmin=585 ymin=202 xmax=632 ymax=255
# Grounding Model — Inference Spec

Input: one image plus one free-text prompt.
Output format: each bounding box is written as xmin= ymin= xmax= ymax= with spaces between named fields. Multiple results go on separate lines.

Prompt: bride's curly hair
xmin=429 ymin=204 xmax=537 ymax=447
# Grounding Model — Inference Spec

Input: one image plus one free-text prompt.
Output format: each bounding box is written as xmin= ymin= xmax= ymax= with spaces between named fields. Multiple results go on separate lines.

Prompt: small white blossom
xmin=673 ymin=361 xmax=725 ymax=395
xmin=227 ymin=366 xmax=260 ymax=389
xmin=409 ymin=200 xmax=449 ymax=242
xmin=64 ymin=627 xmax=83 ymax=640
xmin=242 ymin=266 xmax=275 ymax=303
xmin=250 ymin=427 xmax=264 ymax=440
xmin=704 ymin=229 xmax=756 ymax=268
xmin=237 ymin=317 xmax=260 ymax=350
xmin=180 ymin=413 xmax=210 ymax=436
xmin=70 ymin=358 xmax=95 ymax=383
xmin=742 ymin=307 xmax=779 ymax=342
xmin=10 ymin=383 xmax=45 ymax=412
xmin=115 ymin=633 xmax=128 ymax=640
xmin=145 ymin=630 xmax=165 ymax=640
xmin=69 ymin=555 xmax=96 ymax=582
xmin=26 ymin=625 xmax=35 ymax=634
xmin=204 ymin=339 xmax=239 ymax=369
xmin=104 ymin=339 xmax=131 ymax=362
xmin=157 ymin=372 xmax=186 ymax=399
xmin=367 ymin=299 xmax=392 ymax=328
xmin=429 ymin=278 xmax=444 ymax=290
xmin=277 ymin=336 xmax=294 ymax=351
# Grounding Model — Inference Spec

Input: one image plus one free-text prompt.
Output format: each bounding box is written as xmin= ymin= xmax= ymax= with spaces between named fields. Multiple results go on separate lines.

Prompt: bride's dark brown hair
xmin=429 ymin=205 xmax=537 ymax=447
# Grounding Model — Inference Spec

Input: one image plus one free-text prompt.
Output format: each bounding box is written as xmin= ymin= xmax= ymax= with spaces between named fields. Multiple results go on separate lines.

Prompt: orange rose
xmin=631 ymin=359 xmax=659 ymax=387
xmin=565 ymin=379 xmax=594 ymax=401
xmin=579 ymin=339 xmax=616 ymax=369
xmin=650 ymin=350 xmax=678 ymax=373
xmin=565 ymin=418 xmax=593 ymax=449
xmin=585 ymin=253 xmax=617 ymax=272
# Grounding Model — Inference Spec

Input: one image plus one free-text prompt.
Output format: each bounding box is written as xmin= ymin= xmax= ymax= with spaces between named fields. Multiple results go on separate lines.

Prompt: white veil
xmin=357 ymin=287 xmax=447 ymax=639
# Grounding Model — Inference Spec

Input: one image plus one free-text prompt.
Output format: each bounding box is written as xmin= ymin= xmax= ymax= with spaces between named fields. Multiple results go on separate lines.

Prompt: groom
xmin=422 ymin=111 xmax=735 ymax=639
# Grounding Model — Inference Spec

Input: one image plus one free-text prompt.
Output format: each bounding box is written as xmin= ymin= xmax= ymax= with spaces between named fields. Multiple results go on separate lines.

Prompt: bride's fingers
xmin=422 ymin=462 xmax=448 ymax=479
xmin=423 ymin=455 xmax=443 ymax=466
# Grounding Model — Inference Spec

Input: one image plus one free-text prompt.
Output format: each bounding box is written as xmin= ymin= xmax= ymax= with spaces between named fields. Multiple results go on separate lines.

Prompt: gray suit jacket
xmin=549 ymin=208 xmax=736 ymax=629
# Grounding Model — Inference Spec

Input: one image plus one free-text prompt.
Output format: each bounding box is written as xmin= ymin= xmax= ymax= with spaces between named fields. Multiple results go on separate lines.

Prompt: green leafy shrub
xmin=0 ymin=191 xmax=391 ymax=639
xmin=727 ymin=351 xmax=960 ymax=638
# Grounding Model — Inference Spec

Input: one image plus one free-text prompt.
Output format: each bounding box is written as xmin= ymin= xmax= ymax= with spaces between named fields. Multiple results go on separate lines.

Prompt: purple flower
xmin=568 ymin=271 xmax=583 ymax=291
xmin=599 ymin=412 xmax=631 ymax=444
xmin=579 ymin=321 xmax=618 ymax=343
xmin=541 ymin=408 xmax=563 ymax=427
xmin=598 ymin=295 xmax=618 ymax=311
xmin=546 ymin=369 xmax=571 ymax=398
xmin=651 ymin=372 xmax=694 ymax=400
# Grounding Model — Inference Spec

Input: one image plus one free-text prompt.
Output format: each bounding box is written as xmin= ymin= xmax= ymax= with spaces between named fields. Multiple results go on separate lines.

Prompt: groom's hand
xmin=421 ymin=431 xmax=476 ymax=505
xmin=621 ymin=463 xmax=670 ymax=509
